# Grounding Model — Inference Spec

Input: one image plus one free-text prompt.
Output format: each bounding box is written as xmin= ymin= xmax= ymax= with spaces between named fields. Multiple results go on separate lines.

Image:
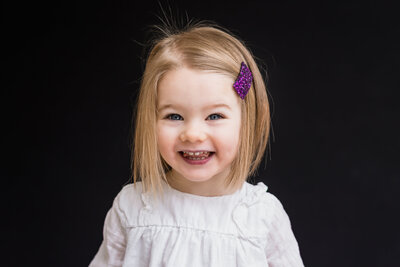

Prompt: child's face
xmin=156 ymin=67 xmax=242 ymax=192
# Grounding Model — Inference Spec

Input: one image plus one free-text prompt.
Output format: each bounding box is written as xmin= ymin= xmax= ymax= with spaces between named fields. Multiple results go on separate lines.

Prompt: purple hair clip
xmin=233 ymin=62 xmax=253 ymax=99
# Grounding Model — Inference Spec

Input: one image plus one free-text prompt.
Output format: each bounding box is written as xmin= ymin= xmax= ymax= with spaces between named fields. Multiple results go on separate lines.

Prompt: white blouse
xmin=89 ymin=180 xmax=304 ymax=267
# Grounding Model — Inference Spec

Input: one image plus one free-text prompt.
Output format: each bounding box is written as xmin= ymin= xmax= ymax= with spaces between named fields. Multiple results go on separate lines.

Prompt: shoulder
xmin=232 ymin=182 xmax=284 ymax=237
xmin=240 ymin=182 xmax=290 ymax=227
xmin=261 ymin=190 xmax=285 ymax=212
xmin=251 ymin=183 xmax=294 ymax=235
xmin=110 ymin=182 xmax=146 ymax=226
xmin=114 ymin=182 xmax=144 ymax=205
xmin=243 ymin=182 xmax=283 ymax=209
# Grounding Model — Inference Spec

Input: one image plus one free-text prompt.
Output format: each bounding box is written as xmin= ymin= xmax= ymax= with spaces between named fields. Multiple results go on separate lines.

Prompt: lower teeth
xmin=187 ymin=156 xmax=206 ymax=160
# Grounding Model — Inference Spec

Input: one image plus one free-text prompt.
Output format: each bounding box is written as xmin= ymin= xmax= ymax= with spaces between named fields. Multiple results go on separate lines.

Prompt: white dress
xmin=89 ymin=180 xmax=304 ymax=267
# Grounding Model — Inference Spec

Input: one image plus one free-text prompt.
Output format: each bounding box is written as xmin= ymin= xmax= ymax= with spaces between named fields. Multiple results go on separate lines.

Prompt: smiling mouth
xmin=179 ymin=151 xmax=214 ymax=160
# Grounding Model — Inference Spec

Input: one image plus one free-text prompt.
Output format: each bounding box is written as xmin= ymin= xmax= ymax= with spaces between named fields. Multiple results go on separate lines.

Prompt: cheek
xmin=157 ymin=124 xmax=177 ymax=154
xmin=156 ymin=124 xmax=166 ymax=154
xmin=215 ymin=123 xmax=241 ymax=154
xmin=230 ymin=120 xmax=242 ymax=156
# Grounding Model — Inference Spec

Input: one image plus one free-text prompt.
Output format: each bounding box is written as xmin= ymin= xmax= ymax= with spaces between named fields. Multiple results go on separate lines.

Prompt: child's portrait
xmin=4 ymin=1 xmax=399 ymax=266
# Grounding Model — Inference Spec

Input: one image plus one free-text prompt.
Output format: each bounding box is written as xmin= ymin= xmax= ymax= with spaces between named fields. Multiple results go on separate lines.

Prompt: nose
xmin=179 ymin=122 xmax=207 ymax=143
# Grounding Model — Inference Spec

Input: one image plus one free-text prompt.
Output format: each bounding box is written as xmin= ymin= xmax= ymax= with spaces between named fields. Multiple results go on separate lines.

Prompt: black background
xmin=4 ymin=0 xmax=400 ymax=266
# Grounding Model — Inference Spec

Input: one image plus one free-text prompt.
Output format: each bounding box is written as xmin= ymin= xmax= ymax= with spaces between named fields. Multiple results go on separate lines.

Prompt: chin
xmin=181 ymin=174 xmax=214 ymax=183
xmin=180 ymin=169 xmax=227 ymax=183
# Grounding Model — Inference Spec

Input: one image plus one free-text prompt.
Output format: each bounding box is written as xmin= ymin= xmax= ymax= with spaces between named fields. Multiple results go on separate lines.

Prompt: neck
xmin=166 ymin=170 xmax=241 ymax=197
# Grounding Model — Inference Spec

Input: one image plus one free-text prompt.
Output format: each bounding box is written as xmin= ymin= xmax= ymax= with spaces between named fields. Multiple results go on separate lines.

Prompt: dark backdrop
xmin=4 ymin=0 xmax=399 ymax=266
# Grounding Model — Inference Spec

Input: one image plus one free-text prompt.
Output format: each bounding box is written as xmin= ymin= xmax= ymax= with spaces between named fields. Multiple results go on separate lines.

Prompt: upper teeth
xmin=182 ymin=151 xmax=210 ymax=157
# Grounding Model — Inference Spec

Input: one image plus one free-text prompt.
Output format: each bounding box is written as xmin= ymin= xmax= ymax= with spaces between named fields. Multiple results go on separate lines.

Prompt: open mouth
xmin=179 ymin=151 xmax=214 ymax=161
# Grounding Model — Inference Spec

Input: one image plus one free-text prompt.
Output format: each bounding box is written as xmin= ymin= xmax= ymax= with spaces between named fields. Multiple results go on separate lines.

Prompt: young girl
xmin=90 ymin=22 xmax=304 ymax=266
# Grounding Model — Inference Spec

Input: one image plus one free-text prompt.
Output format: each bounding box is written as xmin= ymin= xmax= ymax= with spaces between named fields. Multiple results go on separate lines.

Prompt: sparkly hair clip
xmin=233 ymin=62 xmax=253 ymax=99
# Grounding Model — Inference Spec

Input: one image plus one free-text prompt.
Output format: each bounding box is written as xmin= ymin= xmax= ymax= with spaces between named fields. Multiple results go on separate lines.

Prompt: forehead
xmin=157 ymin=68 xmax=240 ymax=109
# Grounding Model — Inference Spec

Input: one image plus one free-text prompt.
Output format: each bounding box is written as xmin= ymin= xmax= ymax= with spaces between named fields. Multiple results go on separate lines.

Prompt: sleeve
xmin=265 ymin=194 xmax=304 ymax=267
xmin=89 ymin=195 xmax=127 ymax=267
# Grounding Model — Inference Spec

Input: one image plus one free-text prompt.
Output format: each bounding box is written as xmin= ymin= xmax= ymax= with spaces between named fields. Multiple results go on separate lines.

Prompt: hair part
xmin=131 ymin=21 xmax=270 ymax=199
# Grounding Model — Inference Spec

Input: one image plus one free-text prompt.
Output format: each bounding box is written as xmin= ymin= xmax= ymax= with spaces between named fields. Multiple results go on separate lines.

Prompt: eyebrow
xmin=158 ymin=103 xmax=232 ymax=112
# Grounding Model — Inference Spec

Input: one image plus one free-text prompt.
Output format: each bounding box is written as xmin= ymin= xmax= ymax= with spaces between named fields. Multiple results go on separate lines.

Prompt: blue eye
xmin=208 ymin=114 xmax=223 ymax=120
xmin=167 ymin=114 xmax=183 ymax=120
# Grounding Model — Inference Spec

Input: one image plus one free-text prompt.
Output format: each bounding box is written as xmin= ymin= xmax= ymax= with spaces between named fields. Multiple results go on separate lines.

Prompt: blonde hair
xmin=131 ymin=22 xmax=270 ymax=198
